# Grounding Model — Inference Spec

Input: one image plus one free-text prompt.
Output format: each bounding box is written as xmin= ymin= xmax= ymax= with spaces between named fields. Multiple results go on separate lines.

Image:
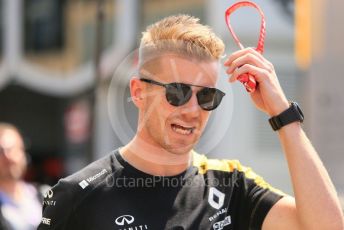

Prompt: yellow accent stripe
xmin=192 ymin=151 xmax=287 ymax=196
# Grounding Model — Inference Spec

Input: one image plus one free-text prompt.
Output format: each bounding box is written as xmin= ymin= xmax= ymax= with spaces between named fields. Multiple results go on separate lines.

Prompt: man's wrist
xmin=269 ymin=100 xmax=290 ymax=117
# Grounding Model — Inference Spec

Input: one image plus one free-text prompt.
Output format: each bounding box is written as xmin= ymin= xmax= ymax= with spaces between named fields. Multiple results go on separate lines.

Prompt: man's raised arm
xmin=225 ymin=47 xmax=344 ymax=230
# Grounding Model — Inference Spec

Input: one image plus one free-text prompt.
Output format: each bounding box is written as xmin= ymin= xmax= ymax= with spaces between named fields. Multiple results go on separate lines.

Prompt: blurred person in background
xmin=38 ymin=15 xmax=343 ymax=230
xmin=0 ymin=123 xmax=42 ymax=230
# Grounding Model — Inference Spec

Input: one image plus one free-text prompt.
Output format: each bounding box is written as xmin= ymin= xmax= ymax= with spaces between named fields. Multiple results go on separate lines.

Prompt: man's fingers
xmin=225 ymin=47 xmax=276 ymax=85
xmin=224 ymin=47 xmax=264 ymax=66
xmin=226 ymin=52 xmax=270 ymax=74
xmin=230 ymin=64 xmax=270 ymax=83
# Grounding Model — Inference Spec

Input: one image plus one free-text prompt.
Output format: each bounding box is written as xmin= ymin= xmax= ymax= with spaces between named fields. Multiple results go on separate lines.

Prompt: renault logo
xmin=208 ymin=187 xmax=225 ymax=209
xmin=115 ymin=215 xmax=135 ymax=226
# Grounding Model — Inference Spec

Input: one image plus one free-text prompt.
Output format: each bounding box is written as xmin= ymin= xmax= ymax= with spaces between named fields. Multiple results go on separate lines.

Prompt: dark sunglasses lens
xmin=166 ymin=83 xmax=192 ymax=106
xmin=197 ymin=88 xmax=225 ymax=111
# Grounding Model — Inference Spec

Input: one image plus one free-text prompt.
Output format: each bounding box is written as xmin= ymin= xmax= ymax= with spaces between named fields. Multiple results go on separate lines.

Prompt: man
xmin=0 ymin=123 xmax=42 ymax=230
xmin=38 ymin=15 xmax=344 ymax=230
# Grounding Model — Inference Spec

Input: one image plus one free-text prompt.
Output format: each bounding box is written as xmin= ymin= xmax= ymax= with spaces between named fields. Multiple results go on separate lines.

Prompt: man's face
xmin=0 ymin=129 xmax=27 ymax=181
xmin=137 ymin=54 xmax=219 ymax=155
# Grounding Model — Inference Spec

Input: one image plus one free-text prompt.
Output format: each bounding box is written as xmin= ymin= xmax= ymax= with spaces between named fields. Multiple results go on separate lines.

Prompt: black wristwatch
xmin=268 ymin=101 xmax=304 ymax=131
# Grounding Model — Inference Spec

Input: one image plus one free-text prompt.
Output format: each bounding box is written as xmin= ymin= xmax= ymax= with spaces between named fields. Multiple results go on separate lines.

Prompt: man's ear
xmin=130 ymin=77 xmax=144 ymax=108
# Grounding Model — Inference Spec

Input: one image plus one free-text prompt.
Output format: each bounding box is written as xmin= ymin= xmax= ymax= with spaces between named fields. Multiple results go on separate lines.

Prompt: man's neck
xmin=120 ymin=136 xmax=193 ymax=176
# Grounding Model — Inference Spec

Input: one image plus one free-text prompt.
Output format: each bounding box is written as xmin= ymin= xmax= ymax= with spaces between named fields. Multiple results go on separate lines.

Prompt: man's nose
xmin=180 ymin=91 xmax=201 ymax=117
xmin=0 ymin=146 xmax=22 ymax=162
xmin=0 ymin=147 xmax=12 ymax=161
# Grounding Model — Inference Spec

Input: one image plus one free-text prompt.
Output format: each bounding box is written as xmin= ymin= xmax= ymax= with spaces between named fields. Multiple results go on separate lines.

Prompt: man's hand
xmin=224 ymin=47 xmax=289 ymax=116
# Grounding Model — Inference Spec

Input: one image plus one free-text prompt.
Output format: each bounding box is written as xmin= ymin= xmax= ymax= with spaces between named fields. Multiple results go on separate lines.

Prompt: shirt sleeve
xmin=238 ymin=164 xmax=287 ymax=230
xmin=37 ymin=179 xmax=78 ymax=230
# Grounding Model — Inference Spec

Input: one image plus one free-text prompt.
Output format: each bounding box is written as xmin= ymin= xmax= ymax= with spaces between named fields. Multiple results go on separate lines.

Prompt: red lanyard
xmin=225 ymin=1 xmax=266 ymax=92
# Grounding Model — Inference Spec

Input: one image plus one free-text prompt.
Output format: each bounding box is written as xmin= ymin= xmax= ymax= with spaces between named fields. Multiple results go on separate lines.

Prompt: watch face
xmin=293 ymin=102 xmax=304 ymax=121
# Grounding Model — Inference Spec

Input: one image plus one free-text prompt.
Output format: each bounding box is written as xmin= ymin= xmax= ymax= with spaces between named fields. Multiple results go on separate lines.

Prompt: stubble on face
xmin=137 ymin=54 xmax=219 ymax=156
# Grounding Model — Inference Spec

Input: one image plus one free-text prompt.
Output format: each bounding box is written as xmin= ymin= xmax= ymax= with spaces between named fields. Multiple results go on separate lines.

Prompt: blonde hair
xmin=139 ymin=14 xmax=225 ymax=66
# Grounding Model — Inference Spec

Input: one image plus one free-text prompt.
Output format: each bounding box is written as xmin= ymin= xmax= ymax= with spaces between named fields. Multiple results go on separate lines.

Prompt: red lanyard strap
xmin=225 ymin=1 xmax=266 ymax=92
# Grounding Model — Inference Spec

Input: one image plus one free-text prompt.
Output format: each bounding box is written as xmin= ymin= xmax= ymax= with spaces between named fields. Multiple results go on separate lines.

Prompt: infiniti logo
xmin=115 ymin=215 xmax=135 ymax=226
xmin=44 ymin=189 xmax=53 ymax=199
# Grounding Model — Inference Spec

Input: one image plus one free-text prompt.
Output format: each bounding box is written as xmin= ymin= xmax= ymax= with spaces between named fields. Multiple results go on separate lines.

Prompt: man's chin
xmin=164 ymin=142 xmax=196 ymax=155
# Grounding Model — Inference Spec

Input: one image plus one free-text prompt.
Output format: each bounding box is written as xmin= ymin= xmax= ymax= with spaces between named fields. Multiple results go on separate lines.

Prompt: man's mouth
xmin=171 ymin=124 xmax=195 ymax=135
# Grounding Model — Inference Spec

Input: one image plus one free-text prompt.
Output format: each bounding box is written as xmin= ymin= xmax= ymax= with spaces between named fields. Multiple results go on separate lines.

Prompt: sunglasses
xmin=139 ymin=78 xmax=225 ymax=111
